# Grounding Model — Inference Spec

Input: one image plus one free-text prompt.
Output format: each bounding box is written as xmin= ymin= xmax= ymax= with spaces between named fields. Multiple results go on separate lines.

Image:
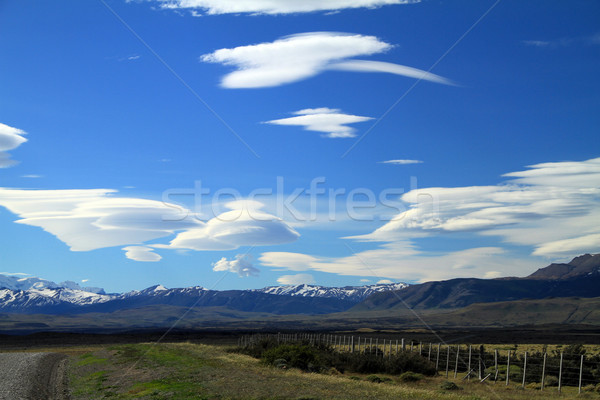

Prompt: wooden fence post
xmin=419 ymin=342 xmax=423 ymax=355
xmin=505 ymin=351 xmax=510 ymax=386
xmin=454 ymin=345 xmax=460 ymax=378
xmin=428 ymin=342 xmax=432 ymax=360
xmin=396 ymin=339 xmax=399 ymax=355
xmin=558 ymin=352 xmax=563 ymax=393
xmin=468 ymin=345 xmax=472 ymax=381
xmin=579 ymin=354 xmax=584 ymax=394
xmin=401 ymin=338 xmax=405 ymax=351
xmin=541 ymin=352 xmax=546 ymax=391
xmin=522 ymin=351 xmax=527 ymax=388
xmin=494 ymin=349 xmax=498 ymax=382
xmin=445 ymin=346 xmax=450 ymax=378
xmin=351 ymin=336 xmax=354 ymax=353
xmin=436 ymin=343 xmax=441 ymax=371
xmin=370 ymin=337 xmax=373 ymax=354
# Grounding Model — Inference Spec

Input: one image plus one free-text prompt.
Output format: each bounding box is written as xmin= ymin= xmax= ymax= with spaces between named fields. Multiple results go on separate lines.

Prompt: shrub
xmin=366 ymin=375 xmax=383 ymax=383
xmin=348 ymin=376 xmax=361 ymax=381
xmin=398 ymin=371 xmax=424 ymax=382
xmin=440 ymin=381 xmax=461 ymax=390
xmin=262 ymin=344 xmax=323 ymax=372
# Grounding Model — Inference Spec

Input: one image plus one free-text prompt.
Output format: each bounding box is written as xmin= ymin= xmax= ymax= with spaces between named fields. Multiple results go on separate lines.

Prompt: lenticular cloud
xmin=201 ymin=32 xmax=452 ymax=88
xmin=158 ymin=0 xmax=419 ymax=16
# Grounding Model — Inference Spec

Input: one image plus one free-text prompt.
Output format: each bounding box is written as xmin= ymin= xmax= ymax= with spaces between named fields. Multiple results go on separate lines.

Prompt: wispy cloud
xmin=156 ymin=0 xmax=419 ymax=15
xmin=522 ymin=33 xmax=600 ymax=48
xmin=21 ymin=174 xmax=43 ymax=179
xmin=265 ymin=108 xmax=373 ymax=138
xmin=0 ymin=123 xmax=27 ymax=168
xmin=212 ymin=255 xmax=259 ymax=277
xmin=201 ymin=32 xmax=452 ymax=88
xmin=277 ymin=273 xmax=316 ymax=285
xmin=380 ymin=159 xmax=423 ymax=165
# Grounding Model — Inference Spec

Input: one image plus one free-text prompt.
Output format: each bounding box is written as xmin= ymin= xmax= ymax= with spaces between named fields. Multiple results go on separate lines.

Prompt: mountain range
xmin=1 ymin=254 xmax=599 ymax=332
xmin=0 ymin=276 xmax=408 ymax=315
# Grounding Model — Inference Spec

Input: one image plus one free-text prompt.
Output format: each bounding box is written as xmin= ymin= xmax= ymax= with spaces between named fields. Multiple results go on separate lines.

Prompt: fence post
xmin=410 ymin=341 xmax=414 ymax=352
xmin=579 ymin=354 xmax=584 ymax=394
xmin=376 ymin=338 xmax=379 ymax=355
xmin=522 ymin=351 xmax=527 ymax=388
xmin=468 ymin=345 xmax=472 ymax=381
xmin=494 ymin=349 xmax=498 ymax=382
xmin=541 ymin=352 xmax=546 ymax=391
xmin=558 ymin=352 xmax=563 ymax=393
xmin=401 ymin=338 xmax=405 ymax=351
xmin=419 ymin=342 xmax=423 ymax=355
xmin=370 ymin=337 xmax=373 ymax=354
xmin=506 ymin=351 xmax=511 ymax=386
xmin=436 ymin=343 xmax=441 ymax=371
xmin=396 ymin=339 xmax=398 ymax=355
xmin=445 ymin=346 xmax=450 ymax=378
xmin=351 ymin=336 xmax=354 ymax=353
xmin=428 ymin=342 xmax=432 ymax=360
xmin=454 ymin=345 xmax=460 ymax=378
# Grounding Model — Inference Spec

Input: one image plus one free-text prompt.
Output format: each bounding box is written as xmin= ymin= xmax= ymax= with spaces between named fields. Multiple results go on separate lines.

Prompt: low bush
xmin=398 ymin=371 xmax=424 ymax=382
xmin=440 ymin=381 xmax=461 ymax=390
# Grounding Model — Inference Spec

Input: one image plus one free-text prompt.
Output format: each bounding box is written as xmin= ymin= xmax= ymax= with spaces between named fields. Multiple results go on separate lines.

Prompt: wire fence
xmin=238 ymin=332 xmax=600 ymax=393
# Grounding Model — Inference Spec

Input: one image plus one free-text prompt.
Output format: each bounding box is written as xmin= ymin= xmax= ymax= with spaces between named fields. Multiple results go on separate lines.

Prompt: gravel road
xmin=0 ymin=352 xmax=69 ymax=400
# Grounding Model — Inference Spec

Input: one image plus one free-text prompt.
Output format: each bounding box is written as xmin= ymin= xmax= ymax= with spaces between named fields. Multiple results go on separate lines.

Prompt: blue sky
xmin=0 ymin=0 xmax=599 ymax=293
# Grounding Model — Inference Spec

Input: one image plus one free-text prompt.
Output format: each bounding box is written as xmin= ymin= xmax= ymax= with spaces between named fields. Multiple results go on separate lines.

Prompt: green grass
xmin=66 ymin=342 xmax=599 ymax=399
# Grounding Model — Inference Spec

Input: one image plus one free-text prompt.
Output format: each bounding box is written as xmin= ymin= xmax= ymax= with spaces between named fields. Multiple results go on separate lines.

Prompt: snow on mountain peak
xmin=253 ymin=282 xmax=408 ymax=302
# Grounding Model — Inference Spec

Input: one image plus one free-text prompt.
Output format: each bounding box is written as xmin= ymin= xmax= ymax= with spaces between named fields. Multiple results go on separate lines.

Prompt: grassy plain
xmin=64 ymin=342 xmax=600 ymax=399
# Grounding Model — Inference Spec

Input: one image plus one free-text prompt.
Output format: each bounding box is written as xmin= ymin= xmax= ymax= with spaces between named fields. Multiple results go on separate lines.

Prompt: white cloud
xmin=277 ymin=273 xmax=316 ymax=285
xmin=377 ymin=279 xmax=393 ymax=284
xmin=200 ymin=32 xmax=451 ymax=88
xmin=357 ymin=157 xmax=600 ymax=258
xmin=157 ymin=0 xmax=419 ymax=15
xmin=212 ymin=255 xmax=259 ymax=277
xmin=0 ymin=189 xmax=299 ymax=260
xmin=165 ymin=201 xmax=299 ymax=251
xmin=21 ymin=174 xmax=43 ymax=179
xmin=262 ymin=246 xmax=539 ymax=283
xmin=380 ymin=159 xmax=423 ymax=165
xmin=123 ymin=246 xmax=162 ymax=262
xmin=265 ymin=108 xmax=372 ymax=138
xmin=0 ymin=123 xmax=27 ymax=168
xmin=81 ymin=279 xmax=89 ymax=283
xmin=359 ymin=279 xmax=371 ymax=283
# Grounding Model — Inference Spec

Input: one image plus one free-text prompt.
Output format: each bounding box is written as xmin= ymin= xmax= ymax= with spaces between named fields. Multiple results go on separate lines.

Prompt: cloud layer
xmin=261 ymin=157 xmax=600 ymax=282
xmin=265 ymin=108 xmax=373 ymax=138
xmin=0 ymin=189 xmax=299 ymax=260
xmin=201 ymin=32 xmax=451 ymax=88
xmin=0 ymin=123 xmax=27 ymax=168
xmin=158 ymin=0 xmax=418 ymax=15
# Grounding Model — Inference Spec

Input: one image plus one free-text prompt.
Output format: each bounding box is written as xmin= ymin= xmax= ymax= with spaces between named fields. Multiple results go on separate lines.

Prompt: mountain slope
xmin=354 ymin=254 xmax=600 ymax=311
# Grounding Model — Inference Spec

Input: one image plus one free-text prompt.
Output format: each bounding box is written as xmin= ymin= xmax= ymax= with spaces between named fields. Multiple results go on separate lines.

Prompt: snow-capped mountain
xmin=0 ymin=274 xmax=408 ymax=315
xmin=0 ymin=274 xmax=116 ymax=313
xmin=0 ymin=274 xmax=106 ymax=294
xmin=253 ymin=282 xmax=409 ymax=302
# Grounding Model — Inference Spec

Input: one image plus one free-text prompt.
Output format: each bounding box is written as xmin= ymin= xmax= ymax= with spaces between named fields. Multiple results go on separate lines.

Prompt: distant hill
xmin=528 ymin=253 xmax=600 ymax=279
xmin=353 ymin=254 xmax=600 ymax=311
